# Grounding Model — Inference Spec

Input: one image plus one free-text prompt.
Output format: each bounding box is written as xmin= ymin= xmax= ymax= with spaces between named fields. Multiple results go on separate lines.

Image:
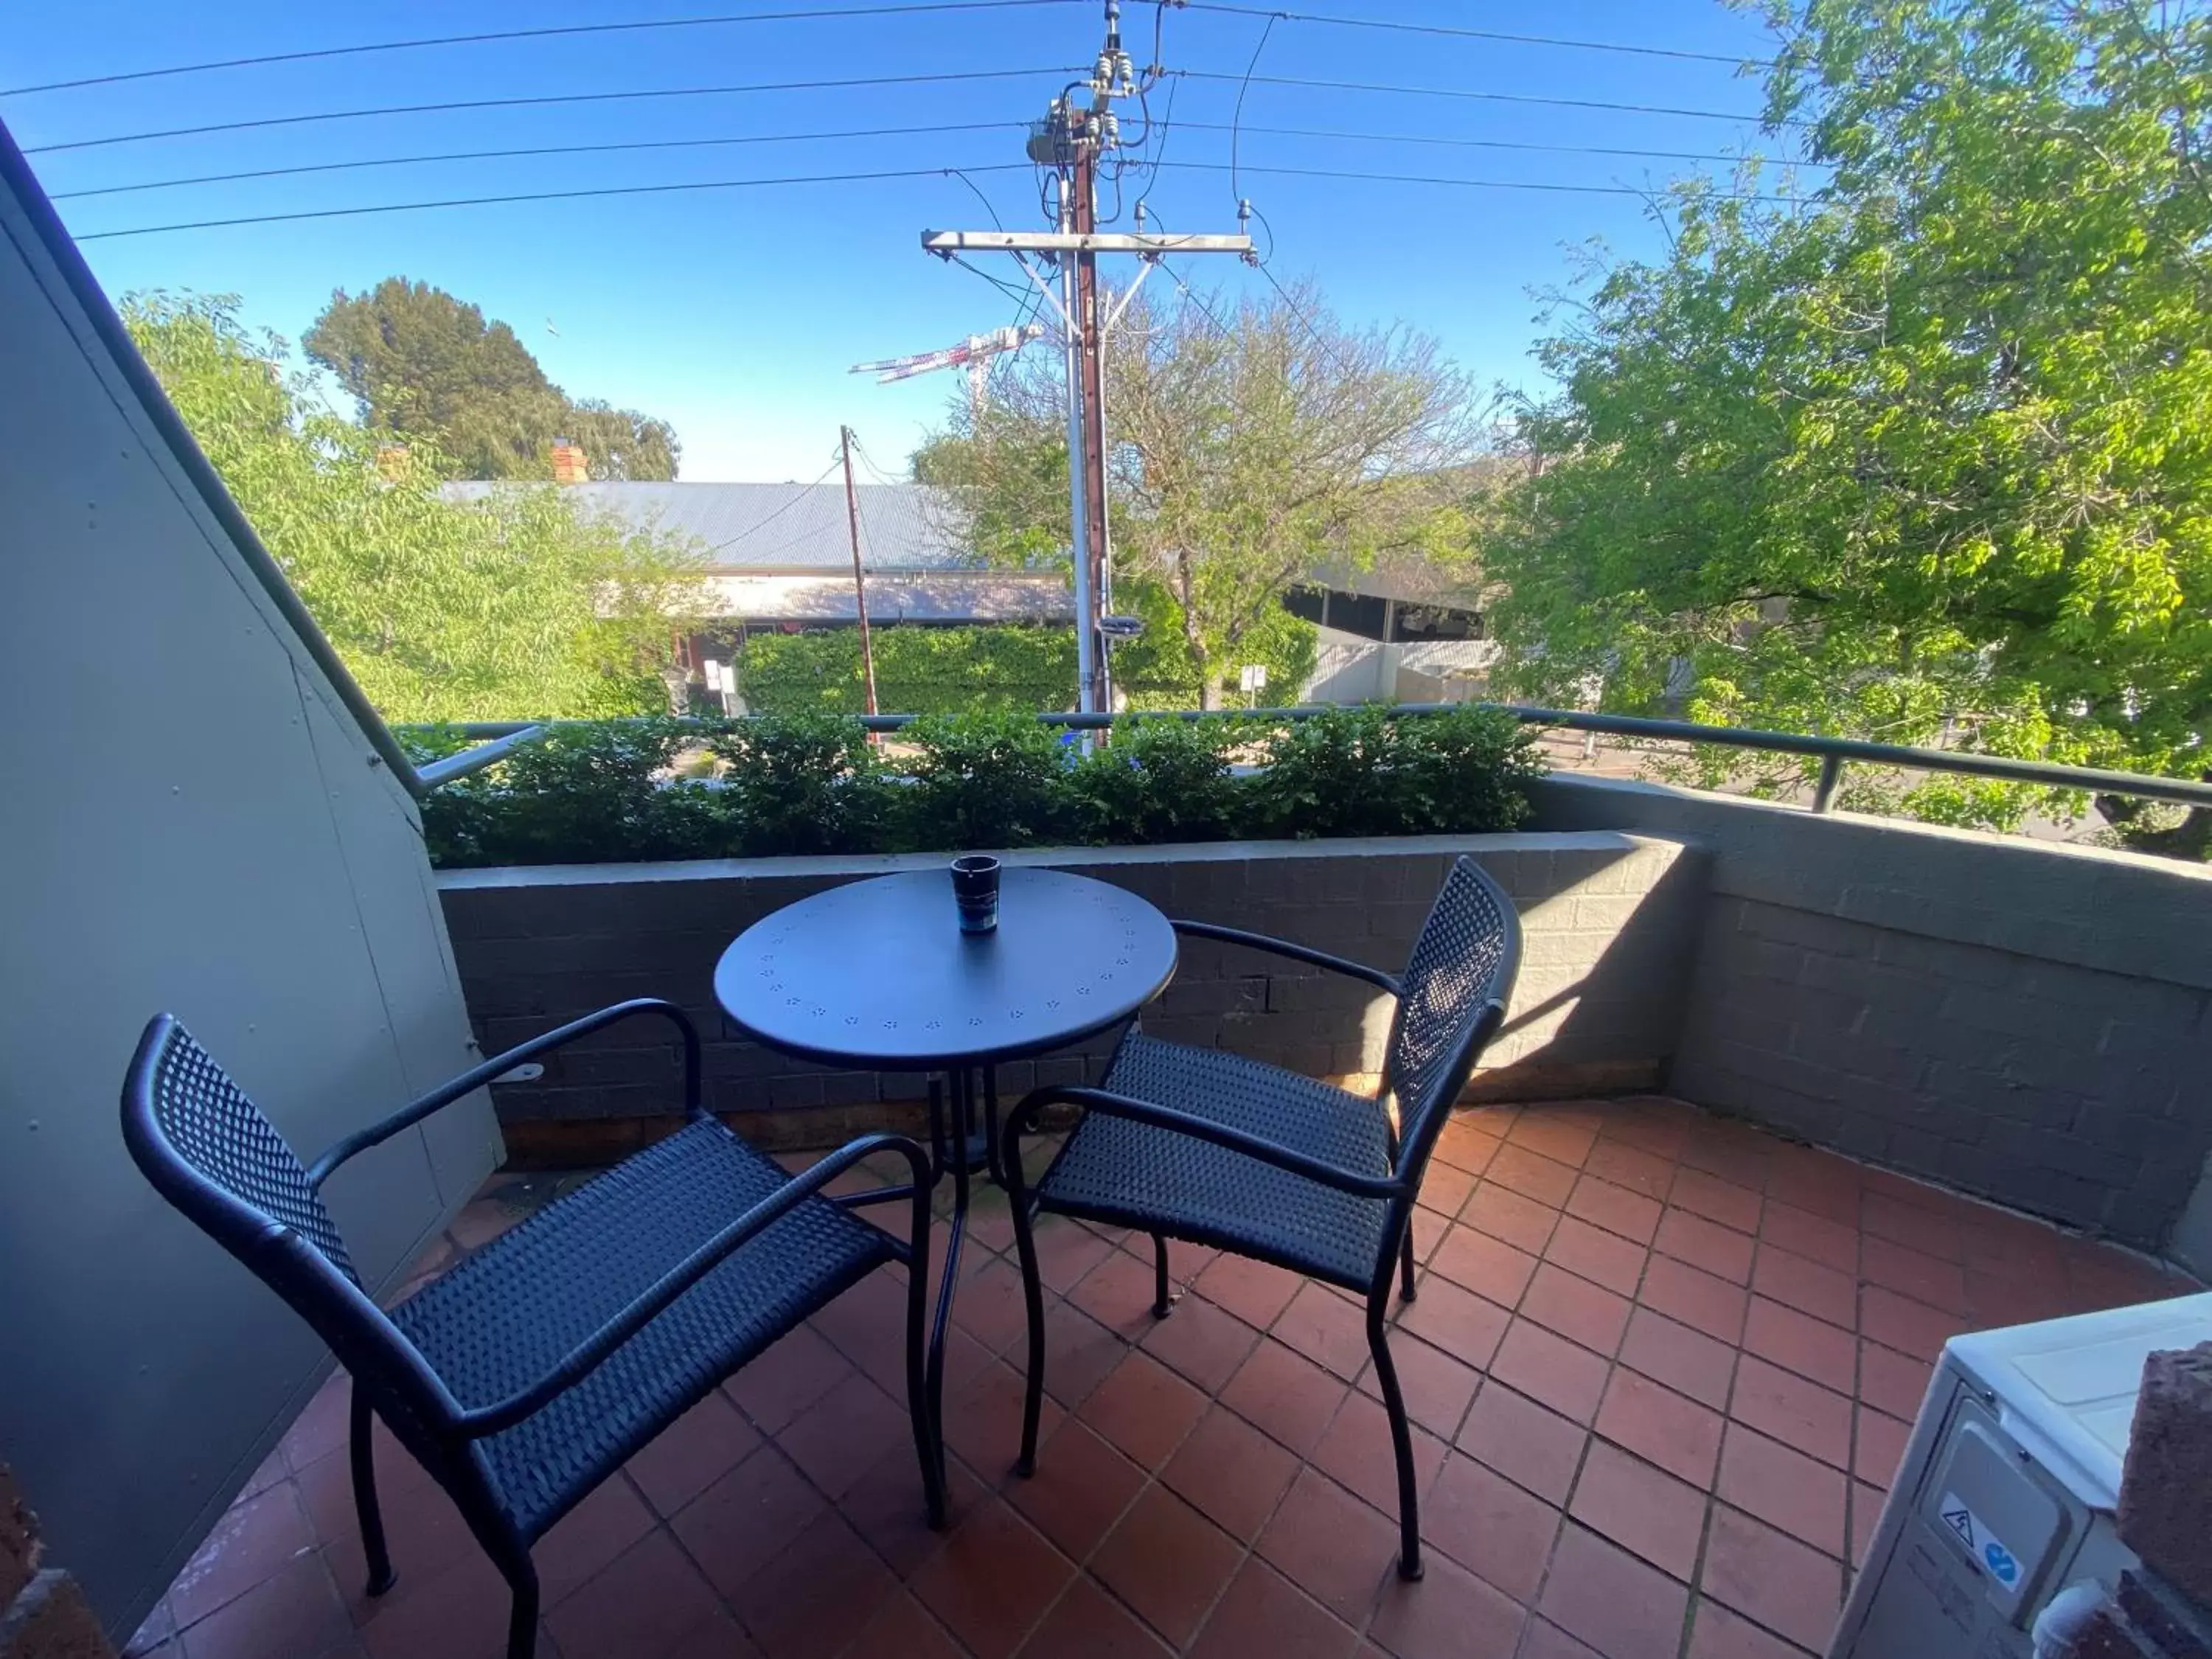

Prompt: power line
xmin=945 ymin=250 xmax=1039 ymax=310
xmin=48 ymin=121 xmax=1034 ymax=201
xmin=24 ymin=66 xmax=1082 ymax=156
xmin=1164 ymin=69 xmax=1788 ymax=127
xmin=1251 ymin=258 xmax=1363 ymax=383
xmin=846 ymin=433 xmax=905 ymax=487
xmin=703 ymin=453 xmax=846 ymax=554
xmin=1178 ymin=120 xmax=1822 ymax=171
xmin=2 ymin=0 xmax=1779 ymax=101
xmin=1158 ymin=158 xmax=1805 ymax=203
xmin=1226 ymin=10 xmax=1279 ymax=206
xmin=1156 ymin=257 xmax=1238 ymax=341
xmin=1 ymin=1 xmax=1083 ymax=98
xmin=70 ymin=161 xmax=1035 ymax=241
xmin=943 ymin=165 xmax=1011 ymax=232
xmin=1183 ymin=4 xmax=1773 ymax=68
xmin=69 ymin=155 xmax=1804 ymax=243
xmin=55 ymin=116 xmax=1819 ymax=207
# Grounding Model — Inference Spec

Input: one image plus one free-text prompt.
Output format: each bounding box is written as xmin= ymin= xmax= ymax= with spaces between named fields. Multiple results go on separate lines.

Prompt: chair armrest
xmin=456 ymin=1132 xmax=931 ymax=1439
xmin=1170 ymin=920 xmax=1401 ymax=997
xmin=1001 ymin=1086 xmax=1403 ymax=1201
xmin=306 ymin=998 xmax=702 ymax=1188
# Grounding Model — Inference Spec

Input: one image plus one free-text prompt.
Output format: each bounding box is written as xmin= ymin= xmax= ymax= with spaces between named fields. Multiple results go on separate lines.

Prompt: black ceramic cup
xmin=950 ymin=854 xmax=1001 ymax=934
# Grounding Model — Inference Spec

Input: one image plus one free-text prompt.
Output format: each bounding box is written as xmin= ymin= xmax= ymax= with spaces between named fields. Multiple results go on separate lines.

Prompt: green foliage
xmin=413 ymin=709 xmax=1545 ymax=868
xmin=897 ymin=711 xmax=1075 ymax=850
xmin=128 ymin=292 xmax=702 ymax=723
xmin=1248 ymin=706 xmax=1543 ymax=840
xmin=741 ymin=625 xmax=1079 ymax=715
xmin=732 ymin=607 xmax=1318 ymax=716
xmin=1110 ymin=580 xmax=1321 ymax=712
xmin=410 ymin=718 xmax=714 ymax=866
xmin=1484 ymin=0 xmax=2212 ymax=847
xmin=1068 ymin=717 xmax=1249 ymax=844
xmin=303 ymin=277 xmax=679 ymax=480
xmin=703 ymin=712 xmax=891 ymax=855
xmin=918 ymin=282 xmax=1473 ymax=706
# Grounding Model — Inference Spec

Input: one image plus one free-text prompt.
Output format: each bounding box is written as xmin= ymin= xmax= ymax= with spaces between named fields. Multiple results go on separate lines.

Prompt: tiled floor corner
xmin=131 ymin=1097 xmax=2200 ymax=1659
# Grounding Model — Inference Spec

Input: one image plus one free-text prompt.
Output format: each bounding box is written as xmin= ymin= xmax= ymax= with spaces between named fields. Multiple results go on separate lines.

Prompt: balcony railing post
xmin=1813 ymin=754 xmax=1845 ymax=814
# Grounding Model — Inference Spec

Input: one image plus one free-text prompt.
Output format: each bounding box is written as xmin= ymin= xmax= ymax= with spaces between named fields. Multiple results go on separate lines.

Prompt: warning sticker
xmin=1938 ymin=1492 xmax=2021 ymax=1589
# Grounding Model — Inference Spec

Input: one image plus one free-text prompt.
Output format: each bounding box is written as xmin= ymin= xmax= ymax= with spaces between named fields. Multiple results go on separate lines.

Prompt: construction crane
xmin=849 ymin=322 xmax=1045 ymax=420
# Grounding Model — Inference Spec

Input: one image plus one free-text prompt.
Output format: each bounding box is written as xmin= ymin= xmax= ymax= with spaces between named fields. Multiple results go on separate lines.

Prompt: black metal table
xmin=711 ymin=867 xmax=1178 ymax=1447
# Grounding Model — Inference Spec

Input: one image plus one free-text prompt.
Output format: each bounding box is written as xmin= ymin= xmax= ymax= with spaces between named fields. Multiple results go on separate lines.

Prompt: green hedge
xmin=740 ymin=625 xmax=1076 ymax=715
xmin=734 ymin=611 xmax=1320 ymax=717
xmin=409 ymin=706 xmax=1545 ymax=869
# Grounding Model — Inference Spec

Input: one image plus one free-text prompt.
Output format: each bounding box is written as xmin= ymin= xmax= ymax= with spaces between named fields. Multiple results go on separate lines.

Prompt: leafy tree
xmin=129 ymin=292 xmax=702 ymax=722
xmin=1484 ymin=0 xmax=2212 ymax=849
xmin=303 ymin=278 xmax=680 ymax=481
xmin=914 ymin=282 xmax=1473 ymax=706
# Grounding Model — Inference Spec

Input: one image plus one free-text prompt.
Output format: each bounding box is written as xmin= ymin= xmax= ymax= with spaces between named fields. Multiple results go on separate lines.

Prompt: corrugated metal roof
xmin=439 ymin=479 xmax=980 ymax=573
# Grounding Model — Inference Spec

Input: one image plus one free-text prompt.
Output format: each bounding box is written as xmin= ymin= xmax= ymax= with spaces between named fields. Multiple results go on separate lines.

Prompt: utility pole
xmin=839 ymin=425 xmax=880 ymax=722
xmin=918 ymin=0 xmax=1251 ymax=719
xmin=1068 ymin=109 xmax=1112 ymax=714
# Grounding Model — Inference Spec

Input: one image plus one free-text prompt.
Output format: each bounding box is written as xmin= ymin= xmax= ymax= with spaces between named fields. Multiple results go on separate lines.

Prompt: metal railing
xmin=403 ymin=703 xmax=2212 ymax=814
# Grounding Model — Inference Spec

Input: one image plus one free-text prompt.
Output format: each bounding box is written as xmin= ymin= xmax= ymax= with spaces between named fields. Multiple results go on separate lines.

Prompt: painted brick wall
xmin=1672 ymin=894 xmax=2209 ymax=1242
xmin=436 ymin=833 xmax=1705 ymax=1152
xmin=1535 ymin=775 xmax=2212 ymax=1249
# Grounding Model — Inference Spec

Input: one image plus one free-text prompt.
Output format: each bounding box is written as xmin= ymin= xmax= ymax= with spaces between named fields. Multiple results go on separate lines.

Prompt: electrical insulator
xmin=1094 ymin=50 xmax=1113 ymax=87
xmin=1238 ymin=198 xmax=1253 ymax=235
xmin=1100 ymin=111 xmax=1121 ymax=148
xmin=1115 ymin=51 xmax=1134 ymax=91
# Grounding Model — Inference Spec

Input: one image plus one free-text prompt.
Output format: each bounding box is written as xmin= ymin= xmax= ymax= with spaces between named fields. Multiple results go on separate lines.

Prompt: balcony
xmin=102 ymin=773 xmax=2211 ymax=1659
xmin=125 ymin=1099 xmax=2193 ymax=1659
xmin=6 ymin=115 xmax=2210 ymax=1659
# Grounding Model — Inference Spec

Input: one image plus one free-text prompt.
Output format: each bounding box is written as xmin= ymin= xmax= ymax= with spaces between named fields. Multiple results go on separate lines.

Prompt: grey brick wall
xmin=1672 ymin=895 xmax=2211 ymax=1242
xmin=1535 ymin=773 xmax=2212 ymax=1250
xmin=437 ymin=832 xmax=1705 ymax=1143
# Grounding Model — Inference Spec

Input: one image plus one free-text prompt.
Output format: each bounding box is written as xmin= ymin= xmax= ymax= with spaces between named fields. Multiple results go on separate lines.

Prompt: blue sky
xmin=4 ymin=1 xmax=1790 ymax=481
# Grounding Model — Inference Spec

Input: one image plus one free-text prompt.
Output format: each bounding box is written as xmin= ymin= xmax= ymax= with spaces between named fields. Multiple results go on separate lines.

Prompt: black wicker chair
xmin=122 ymin=998 xmax=945 ymax=1659
xmin=999 ymin=856 xmax=1521 ymax=1581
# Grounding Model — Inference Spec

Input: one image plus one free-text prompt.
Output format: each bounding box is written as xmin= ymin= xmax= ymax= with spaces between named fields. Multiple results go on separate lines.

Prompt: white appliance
xmin=1829 ymin=1291 xmax=2212 ymax=1658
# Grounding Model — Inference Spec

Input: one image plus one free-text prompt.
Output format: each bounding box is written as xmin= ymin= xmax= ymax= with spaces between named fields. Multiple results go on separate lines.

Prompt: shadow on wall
xmin=436 ymin=834 xmax=1714 ymax=1163
xmin=1531 ymin=771 xmax=2212 ymax=1253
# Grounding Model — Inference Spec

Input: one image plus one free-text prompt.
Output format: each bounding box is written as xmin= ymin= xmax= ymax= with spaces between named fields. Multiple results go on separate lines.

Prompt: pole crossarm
xmin=922 ymin=229 xmax=1253 ymax=254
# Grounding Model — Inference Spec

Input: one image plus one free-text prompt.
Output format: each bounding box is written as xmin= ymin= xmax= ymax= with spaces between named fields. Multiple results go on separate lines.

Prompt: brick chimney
xmin=550 ymin=437 xmax=589 ymax=485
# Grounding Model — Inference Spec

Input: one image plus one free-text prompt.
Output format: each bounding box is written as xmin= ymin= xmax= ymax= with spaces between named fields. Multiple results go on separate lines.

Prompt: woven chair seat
xmin=391 ymin=1119 xmax=892 ymax=1537
xmin=1037 ymin=1033 xmax=1392 ymax=1288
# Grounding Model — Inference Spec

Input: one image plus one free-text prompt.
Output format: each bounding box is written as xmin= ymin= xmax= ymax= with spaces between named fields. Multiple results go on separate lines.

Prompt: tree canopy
xmin=131 ymin=292 xmax=702 ymax=723
xmin=1484 ymin=0 xmax=2212 ymax=843
xmin=914 ymin=282 xmax=1476 ymax=706
xmin=303 ymin=278 xmax=681 ymax=481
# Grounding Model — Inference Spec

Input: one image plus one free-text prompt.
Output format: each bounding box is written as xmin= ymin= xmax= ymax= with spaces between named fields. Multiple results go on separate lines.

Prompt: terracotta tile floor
xmin=131 ymin=1096 xmax=2202 ymax=1659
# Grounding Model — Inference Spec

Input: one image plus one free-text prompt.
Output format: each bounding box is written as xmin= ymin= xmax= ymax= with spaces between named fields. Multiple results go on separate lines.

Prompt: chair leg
xmin=502 ymin=1560 xmax=540 ymax=1659
xmin=1398 ymin=1223 xmax=1418 ymax=1304
xmin=1151 ymin=1231 xmax=1175 ymax=1318
xmin=1366 ymin=1307 xmax=1424 ymax=1581
xmin=905 ymin=1238 xmax=948 ymax=1528
xmin=1009 ymin=1197 xmax=1048 ymax=1478
xmin=348 ymin=1385 xmax=396 ymax=1597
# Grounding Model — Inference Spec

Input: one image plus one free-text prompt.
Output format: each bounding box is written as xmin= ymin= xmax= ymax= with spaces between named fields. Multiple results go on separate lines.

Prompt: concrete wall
xmin=0 ymin=148 xmax=500 ymax=1635
xmin=1304 ymin=628 xmax=1393 ymax=704
xmin=437 ymin=833 xmax=1706 ymax=1150
xmin=1532 ymin=775 xmax=2212 ymax=1251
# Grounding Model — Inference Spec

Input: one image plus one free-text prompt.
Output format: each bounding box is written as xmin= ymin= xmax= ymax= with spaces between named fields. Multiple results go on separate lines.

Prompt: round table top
xmin=713 ymin=868 xmax=1178 ymax=1070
